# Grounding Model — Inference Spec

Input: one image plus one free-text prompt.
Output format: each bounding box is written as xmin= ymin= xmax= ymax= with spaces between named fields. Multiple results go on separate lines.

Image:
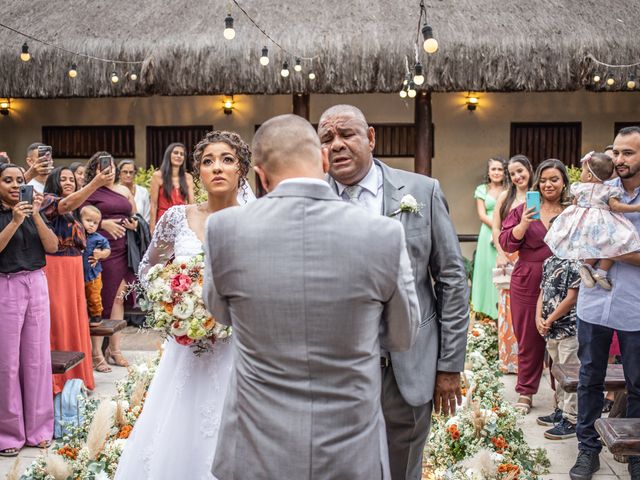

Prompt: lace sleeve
xmin=138 ymin=206 xmax=184 ymax=285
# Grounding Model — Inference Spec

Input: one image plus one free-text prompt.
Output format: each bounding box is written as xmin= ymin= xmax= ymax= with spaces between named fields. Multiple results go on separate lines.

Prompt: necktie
xmin=343 ymin=184 xmax=363 ymax=206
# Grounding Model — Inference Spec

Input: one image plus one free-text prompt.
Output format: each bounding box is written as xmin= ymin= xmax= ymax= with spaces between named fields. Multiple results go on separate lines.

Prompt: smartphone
xmin=98 ymin=155 xmax=113 ymax=171
xmin=19 ymin=184 xmax=34 ymax=204
xmin=526 ymin=191 xmax=541 ymax=220
xmin=37 ymin=145 xmax=52 ymax=158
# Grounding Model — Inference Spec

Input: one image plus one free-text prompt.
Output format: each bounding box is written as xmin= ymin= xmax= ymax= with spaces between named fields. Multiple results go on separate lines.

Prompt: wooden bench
xmin=595 ymin=418 xmax=640 ymax=456
xmin=551 ymin=363 xmax=626 ymax=393
xmin=89 ymin=318 xmax=127 ymax=337
xmin=51 ymin=350 xmax=85 ymax=374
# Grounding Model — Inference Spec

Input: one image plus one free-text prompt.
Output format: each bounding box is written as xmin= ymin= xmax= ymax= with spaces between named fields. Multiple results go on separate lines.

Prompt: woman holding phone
xmin=0 ymin=163 xmax=58 ymax=456
xmin=499 ymin=159 xmax=569 ymax=413
xmin=83 ymin=152 xmax=137 ymax=371
xmin=42 ymin=165 xmax=113 ymax=393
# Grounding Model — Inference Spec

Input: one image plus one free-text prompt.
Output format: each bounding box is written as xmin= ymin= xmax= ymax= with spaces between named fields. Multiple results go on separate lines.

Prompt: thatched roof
xmin=1 ymin=0 xmax=639 ymax=98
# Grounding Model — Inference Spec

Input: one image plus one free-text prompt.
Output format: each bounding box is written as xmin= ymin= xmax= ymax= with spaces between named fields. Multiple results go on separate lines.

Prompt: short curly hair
xmin=192 ymin=131 xmax=251 ymax=185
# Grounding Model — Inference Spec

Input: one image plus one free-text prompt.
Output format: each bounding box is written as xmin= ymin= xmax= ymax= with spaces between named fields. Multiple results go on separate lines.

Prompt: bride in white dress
xmin=115 ymin=131 xmax=253 ymax=480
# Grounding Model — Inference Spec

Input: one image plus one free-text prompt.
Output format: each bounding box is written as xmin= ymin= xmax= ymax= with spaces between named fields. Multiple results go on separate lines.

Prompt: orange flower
xmin=57 ymin=445 xmax=78 ymax=460
xmin=447 ymin=424 xmax=461 ymax=440
xmin=498 ymin=462 xmax=520 ymax=475
xmin=460 ymin=387 xmax=467 ymax=395
xmin=471 ymin=330 xmax=480 ymax=337
xmin=491 ymin=435 xmax=509 ymax=453
xmin=163 ymin=302 xmax=173 ymax=314
xmin=117 ymin=424 xmax=133 ymax=439
xmin=204 ymin=318 xmax=215 ymax=330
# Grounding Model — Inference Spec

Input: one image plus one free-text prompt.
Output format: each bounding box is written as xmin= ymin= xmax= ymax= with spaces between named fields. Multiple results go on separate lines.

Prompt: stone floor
xmin=1 ymin=328 xmax=633 ymax=479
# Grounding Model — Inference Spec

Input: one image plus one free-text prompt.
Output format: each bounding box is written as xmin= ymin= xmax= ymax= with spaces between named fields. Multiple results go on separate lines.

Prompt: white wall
xmin=1 ymin=90 xmax=639 ymax=260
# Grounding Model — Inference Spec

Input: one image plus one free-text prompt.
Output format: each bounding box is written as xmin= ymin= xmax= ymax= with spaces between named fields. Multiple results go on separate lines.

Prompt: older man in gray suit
xmin=319 ymin=105 xmax=470 ymax=480
xmin=203 ymin=114 xmax=420 ymax=480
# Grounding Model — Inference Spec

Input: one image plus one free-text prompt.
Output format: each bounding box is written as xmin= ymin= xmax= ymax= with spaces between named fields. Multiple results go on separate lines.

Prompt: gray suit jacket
xmin=204 ymin=180 xmax=420 ymax=480
xmin=329 ymin=160 xmax=470 ymax=406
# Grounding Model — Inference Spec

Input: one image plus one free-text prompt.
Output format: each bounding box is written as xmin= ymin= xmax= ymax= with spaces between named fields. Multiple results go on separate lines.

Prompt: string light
xmin=20 ymin=42 xmax=30 ymax=62
xmin=422 ymin=25 xmax=438 ymax=54
xmin=294 ymin=58 xmax=302 ymax=72
xmin=399 ymin=86 xmax=408 ymax=98
xmin=280 ymin=61 xmax=290 ymax=78
xmin=308 ymin=72 xmax=316 ymax=80
xmin=110 ymin=71 xmax=119 ymax=84
xmin=606 ymin=77 xmax=615 ymax=86
xmin=593 ymin=75 xmax=601 ymax=83
xmin=627 ymin=78 xmax=636 ymax=90
xmin=223 ymin=14 xmax=236 ymax=40
xmin=259 ymin=46 xmax=269 ymax=66
xmin=68 ymin=63 xmax=77 ymax=78
xmin=413 ymin=62 xmax=425 ymax=86
xmin=129 ymin=72 xmax=138 ymax=81
xmin=407 ymin=81 xmax=417 ymax=98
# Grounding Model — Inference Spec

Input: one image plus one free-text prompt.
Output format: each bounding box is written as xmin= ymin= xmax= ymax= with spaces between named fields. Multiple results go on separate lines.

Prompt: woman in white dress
xmin=115 ymin=131 xmax=252 ymax=480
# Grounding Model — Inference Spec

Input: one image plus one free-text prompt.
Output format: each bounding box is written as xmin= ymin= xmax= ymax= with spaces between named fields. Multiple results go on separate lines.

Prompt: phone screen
xmin=526 ymin=191 xmax=541 ymax=220
xmin=37 ymin=146 xmax=52 ymax=158
xmin=98 ymin=155 xmax=112 ymax=171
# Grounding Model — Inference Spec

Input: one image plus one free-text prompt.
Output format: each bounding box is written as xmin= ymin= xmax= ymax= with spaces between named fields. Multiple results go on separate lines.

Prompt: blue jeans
xmin=576 ymin=318 xmax=640 ymax=452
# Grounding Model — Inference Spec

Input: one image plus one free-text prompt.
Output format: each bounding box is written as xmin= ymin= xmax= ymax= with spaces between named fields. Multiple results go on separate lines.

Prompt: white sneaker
xmin=592 ymin=271 xmax=612 ymax=290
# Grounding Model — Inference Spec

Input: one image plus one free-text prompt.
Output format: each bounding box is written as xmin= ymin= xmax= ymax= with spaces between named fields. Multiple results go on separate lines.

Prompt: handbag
xmin=492 ymin=264 xmax=513 ymax=290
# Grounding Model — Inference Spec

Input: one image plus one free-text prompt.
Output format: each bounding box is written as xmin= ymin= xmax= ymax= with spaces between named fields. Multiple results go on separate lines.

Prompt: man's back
xmin=205 ymin=181 xmax=418 ymax=480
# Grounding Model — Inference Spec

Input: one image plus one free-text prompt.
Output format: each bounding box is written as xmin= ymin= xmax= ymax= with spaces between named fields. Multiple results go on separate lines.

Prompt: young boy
xmin=535 ymin=246 xmax=581 ymax=440
xmin=80 ymin=205 xmax=111 ymax=327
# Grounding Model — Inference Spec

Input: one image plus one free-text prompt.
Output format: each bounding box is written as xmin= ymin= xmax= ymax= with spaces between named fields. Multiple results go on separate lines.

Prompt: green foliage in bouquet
xmin=566 ymin=166 xmax=581 ymax=185
xmin=135 ymin=166 xmax=156 ymax=189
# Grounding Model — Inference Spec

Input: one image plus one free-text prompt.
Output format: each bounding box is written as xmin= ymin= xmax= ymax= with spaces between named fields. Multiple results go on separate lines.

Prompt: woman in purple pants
xmin=0 ymin=163 xmax=59 ymax=456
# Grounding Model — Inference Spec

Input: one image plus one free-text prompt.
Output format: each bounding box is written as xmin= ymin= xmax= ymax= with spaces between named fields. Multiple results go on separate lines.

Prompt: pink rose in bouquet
xmin=171 ymin=274 xmax=193 ymax=293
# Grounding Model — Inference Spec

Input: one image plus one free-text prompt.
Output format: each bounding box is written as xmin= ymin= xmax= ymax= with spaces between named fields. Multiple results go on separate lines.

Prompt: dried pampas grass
xmin=115 ymin=400 xmax=127 ymax=428
xmin=461 ymin=448 xmax=498 ymax=476
xmin=5 ymin=457 xmax=20 ymax=480
xmin=43 ymin=453 xmax=72 ymax=480
xmin=129 ymin=380 xmax=146 ymax=409
xmin=86 ymin=400 xmax=115 ymax=460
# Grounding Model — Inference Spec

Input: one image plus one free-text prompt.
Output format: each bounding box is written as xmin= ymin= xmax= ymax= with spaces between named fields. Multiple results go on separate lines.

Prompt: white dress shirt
xmin=335 ymin=162 xmax=383 ymax=215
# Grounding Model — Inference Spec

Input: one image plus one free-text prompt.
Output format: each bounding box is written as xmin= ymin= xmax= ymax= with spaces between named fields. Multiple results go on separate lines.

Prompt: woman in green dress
xmin=471 ymin=157 xmax=506 ymax=319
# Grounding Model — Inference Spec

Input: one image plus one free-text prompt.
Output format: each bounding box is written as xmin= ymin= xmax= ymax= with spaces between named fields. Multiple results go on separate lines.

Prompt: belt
xmin=380 ymin=357 xmax=391 ymax=368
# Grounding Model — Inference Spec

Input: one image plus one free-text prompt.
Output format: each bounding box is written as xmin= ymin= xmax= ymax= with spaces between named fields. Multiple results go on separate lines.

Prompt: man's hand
xmin=433 ymin=371 xmax=462 ymax=416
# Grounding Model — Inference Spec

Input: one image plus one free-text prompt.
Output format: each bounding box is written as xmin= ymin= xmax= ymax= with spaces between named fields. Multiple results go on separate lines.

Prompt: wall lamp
xmin=466 ymin=92 xmax=479 ymax=111
xmin=223 ymin=95 xmax=235 ymax=115
xmin=0 ymin=98 xmax=11 ymax=116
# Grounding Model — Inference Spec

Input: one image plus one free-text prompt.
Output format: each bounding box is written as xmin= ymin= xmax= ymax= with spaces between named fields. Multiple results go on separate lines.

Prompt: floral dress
xmin=545 ymin=182 xmax=640 ymax=259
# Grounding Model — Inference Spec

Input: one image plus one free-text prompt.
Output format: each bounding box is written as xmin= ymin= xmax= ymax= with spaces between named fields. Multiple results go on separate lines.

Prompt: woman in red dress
xmin=499 ymin=159 xmax=569 ymax=413
xmin=149 ymin=143 xmax=194 ymax=233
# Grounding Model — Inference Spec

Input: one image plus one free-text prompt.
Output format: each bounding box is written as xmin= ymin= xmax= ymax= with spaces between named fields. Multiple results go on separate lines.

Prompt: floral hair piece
xmin=580 ymin=151 xmax=595 ymax=164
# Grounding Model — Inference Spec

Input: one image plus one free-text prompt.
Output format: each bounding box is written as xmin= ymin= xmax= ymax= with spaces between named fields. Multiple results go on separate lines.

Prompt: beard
xmin=616 ymin=163 xmax=640 ymax=179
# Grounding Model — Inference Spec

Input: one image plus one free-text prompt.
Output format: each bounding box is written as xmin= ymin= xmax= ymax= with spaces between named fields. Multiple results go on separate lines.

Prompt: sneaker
xmin=592 ymin=271 xmax=612 ymax=290
xmin=544 ymin=418 xmax=577 ymax=439
xmin=569 ymin=450 xmax=600 ymax=480
xmin=629 ymin=456 xmax=640 ymax=480
xmin=602 ymin=398 xmax=614 ymax=413
xmin=537 ymin=408 xmax=563 ymax=426
xmin=579 ymin=265 xmax=596 ymax=288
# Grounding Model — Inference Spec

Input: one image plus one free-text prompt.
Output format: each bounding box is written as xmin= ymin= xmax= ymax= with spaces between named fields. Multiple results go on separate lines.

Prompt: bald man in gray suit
xmin=204 ymin=114 xmax=420 ymax=480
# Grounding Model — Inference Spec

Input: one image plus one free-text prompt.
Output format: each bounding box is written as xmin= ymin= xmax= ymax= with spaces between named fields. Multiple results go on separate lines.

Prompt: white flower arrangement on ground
xmin=137 ymin=253 xmax=231 ymax=355
xmin=20 ymin=352 xmax=161 ymax=480
xmin=424 ymin=317 xmax=549 ymax=479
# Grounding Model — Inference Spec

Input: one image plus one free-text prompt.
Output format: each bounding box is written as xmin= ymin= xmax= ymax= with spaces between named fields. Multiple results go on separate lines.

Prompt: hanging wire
xmin=587 ymin=54 xmax=640 ymax=69
xmin=230 ymin=0 xmax=320 ymax=61
xmin=0 ymin=21 xmax=145 ymax=64
xmin=414 ymin=0 xmax=426 ymax=46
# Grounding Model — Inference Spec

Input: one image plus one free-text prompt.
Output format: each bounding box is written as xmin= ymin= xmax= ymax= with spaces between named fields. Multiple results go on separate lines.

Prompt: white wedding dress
xmin=115 ymin=205 xmax=233 ymax=480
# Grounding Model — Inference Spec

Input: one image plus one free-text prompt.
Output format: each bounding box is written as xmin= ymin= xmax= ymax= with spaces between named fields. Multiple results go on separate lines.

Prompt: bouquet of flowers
xmin=139 ymin=253 xmax=231 ymax=355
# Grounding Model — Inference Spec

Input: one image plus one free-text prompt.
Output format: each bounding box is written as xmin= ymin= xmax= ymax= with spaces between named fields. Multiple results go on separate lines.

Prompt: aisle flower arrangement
xmin=20 ymin=353 xmax=161 ymax=480
xmin=425 ymin=318 xmax=549 ymax=479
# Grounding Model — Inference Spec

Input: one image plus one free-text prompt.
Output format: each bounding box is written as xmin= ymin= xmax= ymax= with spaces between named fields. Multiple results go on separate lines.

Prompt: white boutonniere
xmin=389 ymin=194 xmax=423 ymax=217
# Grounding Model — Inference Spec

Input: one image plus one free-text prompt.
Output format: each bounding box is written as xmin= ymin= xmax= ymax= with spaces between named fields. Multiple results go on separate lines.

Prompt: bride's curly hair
xmin=192 ymin=131 xmax=251 ymax=185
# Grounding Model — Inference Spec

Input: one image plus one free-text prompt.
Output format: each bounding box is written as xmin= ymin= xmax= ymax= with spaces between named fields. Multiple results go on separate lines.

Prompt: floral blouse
xmin=539 ymin=255 xmax=581 ymax=340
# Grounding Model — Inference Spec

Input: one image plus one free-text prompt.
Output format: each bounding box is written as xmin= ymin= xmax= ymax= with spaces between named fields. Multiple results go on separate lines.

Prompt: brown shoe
xmin=105 ymin=348 xmax=129 ymax=368
xmin=92 ymin=355 xmax=112 ymax=373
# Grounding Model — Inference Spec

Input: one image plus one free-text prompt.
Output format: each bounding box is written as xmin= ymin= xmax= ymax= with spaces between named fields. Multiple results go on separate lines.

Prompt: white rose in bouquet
xmin=170 ymin=321 xmax=189 ymax=337
xmin=173 ymin=297 xmax=195 ymax=320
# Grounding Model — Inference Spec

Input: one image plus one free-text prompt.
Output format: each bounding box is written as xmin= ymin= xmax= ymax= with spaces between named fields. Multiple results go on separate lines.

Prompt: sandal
xmin=0 ymin=447 xmax=20 ymax=457
xmin=93 ymin=354 xmax=112 ymax=373
xmin=26 ymin=440 xmax=51 ymax=449
xmin=105 ymin=348 xmax=129 ymax=368
xmin=514 ymin=395 xmax=533 ymax=414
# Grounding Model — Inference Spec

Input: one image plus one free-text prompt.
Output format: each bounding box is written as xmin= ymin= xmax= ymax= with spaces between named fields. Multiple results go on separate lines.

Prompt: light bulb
xmin=68 ymin=63 xmax=78 ymax=78
xmin=260 ymin=47 xmax=269 ymax=66
xmin=223 ymin=14 xmax=235 ymax=40
xmin=413 ymin=63 xmax=425 ymax=86
xmin=422 ymin=25 xmax=438 ymax=54
xmin=468 ymin=96 xmax=479 ymax=104
xmin=111 ymin=71 xmax=119 ymax=84
xmin=593 ymin=75 xmax=601 ymax=83
xmin=0 ymin=101 xmax=8 ymax=109
xmin=403 ymin=78 xmax=409 ymax=86
xmin=606 ymin=77 xmax=615 ymax=86
xmin=224 ymin=100 xmax=233 ymax=109
xmin=281 ymin=61 xmax=290 ymax=78
xmin=399 ymin=89 xmax=408 ymax=98
xmin=130 ymin=72 xmax=138 ymax=81
xmin=294 ymin=58 xmax=302 ymax=72
xmin=20 ymin=42 xmax=30 ymax=62
xmin=308 ymin=72 xmax=316 ymax=80
xmin=408 ymin=82 xmax=417 ymax=98
xmin=628 ymin=79 xmax=636 ymax=90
